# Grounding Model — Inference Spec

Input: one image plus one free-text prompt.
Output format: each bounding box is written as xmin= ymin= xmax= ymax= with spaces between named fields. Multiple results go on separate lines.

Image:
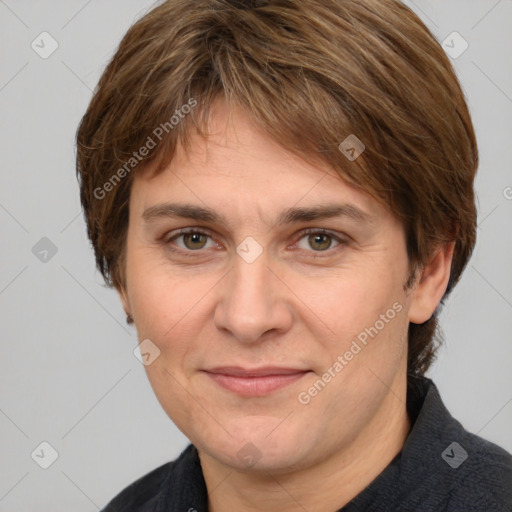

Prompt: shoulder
xmin=101 ymin=460 xmax=173 ymax=512
xmin=445 ymin=430 xmax=512 ymax=511
xmin=399 ymin=377 xmax=512 ymax=511
xmin=100 ymin=444 xmax=198 ymax=512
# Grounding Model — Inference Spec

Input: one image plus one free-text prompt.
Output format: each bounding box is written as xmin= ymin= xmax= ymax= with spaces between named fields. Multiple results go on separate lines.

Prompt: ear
xmin=408 ymin=242 xmax=455 ymax=324
xmin=115 ymin=283 xmax=133 ymax=321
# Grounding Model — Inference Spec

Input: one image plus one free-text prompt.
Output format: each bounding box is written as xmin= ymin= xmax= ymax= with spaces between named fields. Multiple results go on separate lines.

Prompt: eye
xmin=295 ymin=229 xmax=344 ymax=253
xmin=166 ymin=229 xmax=217 ymax=251
xmin=163 ymin=227 xmax=347 ymax=258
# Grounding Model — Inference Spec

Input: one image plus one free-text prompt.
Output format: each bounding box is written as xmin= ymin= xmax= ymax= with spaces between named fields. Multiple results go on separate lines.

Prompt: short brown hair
xmin=76 ymin=0 xmax=478 ymax=380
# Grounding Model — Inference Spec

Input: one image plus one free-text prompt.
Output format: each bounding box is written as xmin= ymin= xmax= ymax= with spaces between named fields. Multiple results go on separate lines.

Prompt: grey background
xmin=0 ymin=0 xmax=511 ymax=510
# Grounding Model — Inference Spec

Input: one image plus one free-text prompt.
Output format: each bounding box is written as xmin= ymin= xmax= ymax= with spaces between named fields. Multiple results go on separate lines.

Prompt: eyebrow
xmin=141 ymin=202 xmax=373 ymax=226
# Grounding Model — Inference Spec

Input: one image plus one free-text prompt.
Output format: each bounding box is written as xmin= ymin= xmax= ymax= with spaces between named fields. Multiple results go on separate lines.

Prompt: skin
xmin=117 ymin=97 xmax=454 ymax=511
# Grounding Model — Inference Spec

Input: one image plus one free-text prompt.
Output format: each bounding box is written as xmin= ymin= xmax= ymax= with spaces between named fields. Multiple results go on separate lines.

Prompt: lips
xmin=206 ymin=366 xmax=308 ymax=377
xmin=203 ymin=366 xmax=310 ymax=396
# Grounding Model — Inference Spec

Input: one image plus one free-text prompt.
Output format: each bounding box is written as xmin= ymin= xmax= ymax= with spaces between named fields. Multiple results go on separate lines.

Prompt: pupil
xmin=310 ymin=233 xmax=331 ymax=251
xmin=185 ymin=233 xmax=206 ymax=249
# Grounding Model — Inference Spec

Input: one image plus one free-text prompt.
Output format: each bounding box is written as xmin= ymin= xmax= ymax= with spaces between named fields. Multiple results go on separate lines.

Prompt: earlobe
xmin=115 ymin=284 xmax=133 ymax=323
xmin=408 ymin=242 xmax=455 ymax=324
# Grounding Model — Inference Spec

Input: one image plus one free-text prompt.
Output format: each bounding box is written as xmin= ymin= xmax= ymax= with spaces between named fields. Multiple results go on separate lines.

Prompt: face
xmin=119 ymin=98 xmax=417 ymax=473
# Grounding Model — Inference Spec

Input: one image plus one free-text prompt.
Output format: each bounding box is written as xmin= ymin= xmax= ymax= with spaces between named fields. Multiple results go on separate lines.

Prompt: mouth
xmin=202 ymin=366 xmax=311 ymax=397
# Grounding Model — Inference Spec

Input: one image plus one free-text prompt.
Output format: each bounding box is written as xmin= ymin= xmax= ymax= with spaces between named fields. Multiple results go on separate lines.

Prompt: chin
xmin=194 ymin=416 xmax=317 ymax=473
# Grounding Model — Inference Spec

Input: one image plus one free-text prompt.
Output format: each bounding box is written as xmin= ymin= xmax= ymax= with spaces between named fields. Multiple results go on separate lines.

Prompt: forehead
xmin=130 ymin=99 xmax=389 ymax=227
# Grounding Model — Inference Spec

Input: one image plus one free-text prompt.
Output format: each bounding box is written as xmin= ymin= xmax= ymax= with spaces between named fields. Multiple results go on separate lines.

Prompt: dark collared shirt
xmin=102 ymin=376 xmax=512 ymax=511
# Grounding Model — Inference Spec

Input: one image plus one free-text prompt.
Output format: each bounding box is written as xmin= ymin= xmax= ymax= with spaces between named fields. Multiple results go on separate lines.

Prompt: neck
xmin=200 ymin=371 xmax=411 ymax=512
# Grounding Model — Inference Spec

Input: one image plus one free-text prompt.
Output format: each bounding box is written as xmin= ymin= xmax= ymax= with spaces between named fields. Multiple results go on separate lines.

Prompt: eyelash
xmin=162 ymin=227 xmax=349 ymax=259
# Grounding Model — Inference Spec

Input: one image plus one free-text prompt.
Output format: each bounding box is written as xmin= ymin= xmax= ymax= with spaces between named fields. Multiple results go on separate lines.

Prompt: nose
xmin=213 ymin=251 xmax=293 ymax=343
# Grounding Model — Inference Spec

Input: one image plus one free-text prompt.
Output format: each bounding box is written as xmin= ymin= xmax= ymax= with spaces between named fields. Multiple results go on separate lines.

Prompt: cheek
xmin=310 ymin=269 xmax=403 ymax=338
xmin=305 ymin=267 xmax=410 ymax=382
xmin=131 ymin=279 xmax=187 ymax=382
xmin=127 ymin=267 xmax=211 ymax=425
xmin=127 ymin=253 xmax=210 ymax=339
